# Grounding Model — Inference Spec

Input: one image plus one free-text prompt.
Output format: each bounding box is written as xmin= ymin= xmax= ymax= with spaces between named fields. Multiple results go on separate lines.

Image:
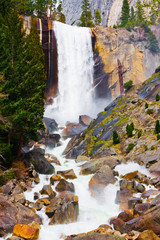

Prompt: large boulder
xmin=79 ymin=115 xmax=92 ymax=126
xmin=57 ymin=169 xmax=77 ymax=179
xmin=43 ymin=117 xmax=58 ymax=133
xmin=62 ymin=123 xmax=87 ymax=138
xmin=0 ymin=194 xmax=41 ymax=236
xmin=55 ymin=179 xmax=75 ymax=193
xmin=89 ymin=165 xmax=116 ymax=194
xmin=23 ymin=147 xmax=54 ymax=175
xmin=13 ymin=224 xmax=40 ymax=240
xmin=45 ymin=193 xmax=79 ymax=224
xmin=45 ymin=133 xmax=61 ymax=148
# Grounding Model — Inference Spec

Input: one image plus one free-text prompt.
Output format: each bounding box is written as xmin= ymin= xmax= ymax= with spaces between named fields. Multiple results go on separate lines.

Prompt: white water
xmin=45 ymin=22 xmax=98 ymax=125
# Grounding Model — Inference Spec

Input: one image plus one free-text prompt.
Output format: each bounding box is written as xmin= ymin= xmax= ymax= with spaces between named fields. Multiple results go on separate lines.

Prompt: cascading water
xmin=45 ymin=21 xmax=95 ymax=125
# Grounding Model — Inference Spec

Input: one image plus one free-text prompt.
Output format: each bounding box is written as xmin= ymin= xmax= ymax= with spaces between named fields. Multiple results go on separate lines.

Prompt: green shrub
xmin=144 ymin=145 xmax=148 ymax=151
xmin=0 ymin=168 xmax=16 ymax=186
xmin=126 ymin=122 xmax=134 ymax=137
xmin=156 ymin=93 xmax=160 ymax=101
xmin=145 ymin=102 xmax=148 ymax=109
xmin=124 ymin=80 xmax=133 ymax=91
xmin=155 ymin=120 xmax=160 ymax=134
xmin=151 ymin=145 xmax=155 ymax=150
xmin=127 ymin=143 xmax=135 ymax=153
xmin=113 ymin=130 xmax=120 ymax=144
xmin=146 ymin=109 xmax=153 ymax=114
xmin=157 ymin=134 xmax=160 ymax=140
xmin=138 ymin=130 xmax=142 ymax=138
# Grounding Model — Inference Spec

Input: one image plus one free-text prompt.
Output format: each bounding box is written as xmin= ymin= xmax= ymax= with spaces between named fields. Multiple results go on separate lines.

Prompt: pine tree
xmin=135 ymin=0 xmax=145 ymax=26
xmin=120 ymin=0 xmax=130 ymax=27
xmin=155 ymin=120 xmax=160 ymax=134
xmin=35 ymin=0 xmax=48 ymax=17
xmin=94 ymin=9 xmax=102 ymax=25
xmin=126 ymin=123 xmax=133 ymax=137
xmin=78 ymin=0 xmax=94 ymax=27
xmin=129 ymin=6 xmax=136 ymax=26
xmin=113 ymin=130 xmax=120 ymax=144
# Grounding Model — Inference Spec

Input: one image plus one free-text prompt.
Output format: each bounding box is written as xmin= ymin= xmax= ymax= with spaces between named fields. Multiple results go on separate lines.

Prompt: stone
xmin=89 ymin=165 xmax=116 ymax=194
xmin=34 ymin=192 xmax=39 ymax=201
xmin=50 ymin=174 xmax=62 ymax=184
xmin=134 ymin=203 xmax=150 ymax=215
xmin=75 ymin=155 xmax=90 ymax=163
xmin=55 ymin=179 xmax=75 ymax=193
xmin=128 ymin=197 xmax=142 ymax=209
xmin=79 ymin=115 xmax=92 ymax=126
xmin=36 ymin=198 xmax=51 ymax=206
xmin=62 ymin=123 xmax=87 ymax=138
xmin=45 ymin=133 xmax=61 ymax=148
xmin=141 ymin=190 xmax=159 ymax=198
xmin=110 ymin=217 xmax=125 ymax=231
xmin=23 ymin=147 xmax=54 ymax=175
xmin=39 ymin=185 xmax=56 ymax=198
xmin=137 ymin=230 xmax=160 ymax=240
xmin=115 ymin=189 xmax=133 ymax=210
xmin=119 ymin=179 xmax=136 ymax=192
xmin=118 ymin=210 xmax=133 ymax=222
xmin=136 ymin=183 xmax=145 ymax=193
xmin=33 ymin=202 xmax=43 ymax=211
xmin=123 ymin=171 xmax=138 ymax=180
xmin=43 ymin=117 xmax=58 ymax=133
xmin=57 ymin=169 xmax=77 ymax=179
xmin=45 ymin=194 xmax=79 ymax=224
xmin=151 ymin=194 xmax=160 ymax=206
xmin=2 ymin=180 xmax=16 ymax=195
xmin=13 ymin=224 xmax=39 ymax=239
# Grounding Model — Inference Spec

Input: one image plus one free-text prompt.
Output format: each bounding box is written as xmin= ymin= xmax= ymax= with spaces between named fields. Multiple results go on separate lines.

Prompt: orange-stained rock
xmin=123 ymin=171 xmax=138 ymax=180
xmin=57 ymin=169 xmax=77 ymax=179
xmin=50 ymin=174 xmax=62 ymax=184
xmin=36 ymin=198 xmax=51 ymax=206
xmin=13 ymin=224 xmax=39 ymax=239
xmin=137 ymin=230 xmax=160 ymax=240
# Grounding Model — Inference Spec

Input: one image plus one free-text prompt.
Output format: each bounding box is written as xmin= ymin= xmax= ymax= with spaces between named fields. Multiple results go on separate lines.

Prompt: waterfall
xmin=45 ymin=21 xmax=95 ymax=125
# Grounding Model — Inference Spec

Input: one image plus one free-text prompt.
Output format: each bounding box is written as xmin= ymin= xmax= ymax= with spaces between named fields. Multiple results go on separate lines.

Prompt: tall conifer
xmin=78 ymin=0 xmax=93 ymax=27
xmin=120 ymin=0 xmax=130 ymax=27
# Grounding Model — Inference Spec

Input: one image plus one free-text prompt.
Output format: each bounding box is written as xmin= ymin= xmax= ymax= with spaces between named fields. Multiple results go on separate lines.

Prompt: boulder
xmin=45 ymin=194 xmax=79 ymax=224
xmin=55 ymin=179 xmax=75 ymax=193
xmin=0 ymin=194 xmax=41 ymax=236
xmin=43 ymin=117 xmax=58 ymax=133
xmin=79 ymin=115 xmax=92 ymax=126
xmin=118 ymin=210 xmax=133 ymax=222
xmin=116 ymin=189 xmax=133 ymax=210
xmin=128 ymin=197 xmax=142 ymax=209
xmin=110 ymin=217 xmax=125 ymax=231
xmin=36 ymin=198 xmax=51 ymax=206
xmin=13 ymin=224 xmax=39 ymax=240
xmin=66 ymin=232 xmax=126 ymax=240
xmin=45 ymin=133 xmax=61 ymax=148
xmin=75 ymin=155 xmax=90 ymax=163
xmin=89 ymin=165 xmax=116 ymax=194
xmin=57 ymin=169 xmax=77 ymax=179
xmin=39 ymin=185 xmax=56 ymax=198
xmin=134 ymin=203 xmax=150 ymax=215
xmin=23 ymin=147 xmax=54 ymax=175
xmin=137 ymin=230 xmax=160 ymax=240
xmin=123 ymin=171 xmax=138 ymax=180
xmin=50 ymin=174 xmax=62 ymax=184
xmin=81 ymin=157 xmax=120 ymax=175
xmin=62 ymin=123 xmax=87 ymax=138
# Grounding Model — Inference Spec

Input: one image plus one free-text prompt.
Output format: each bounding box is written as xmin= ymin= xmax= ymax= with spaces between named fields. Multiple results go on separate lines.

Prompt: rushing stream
xmin=23 ymin=132 xmax=152 ymax=240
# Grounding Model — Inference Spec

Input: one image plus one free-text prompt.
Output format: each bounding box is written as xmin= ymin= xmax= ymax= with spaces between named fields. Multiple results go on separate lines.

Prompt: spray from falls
xmin=45 ymin=21 xmax=96 ymax=125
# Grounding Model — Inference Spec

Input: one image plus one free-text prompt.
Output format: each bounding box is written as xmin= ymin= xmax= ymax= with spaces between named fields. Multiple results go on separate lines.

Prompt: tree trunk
xmin=17 ymin=133 xmax=24 ymax=158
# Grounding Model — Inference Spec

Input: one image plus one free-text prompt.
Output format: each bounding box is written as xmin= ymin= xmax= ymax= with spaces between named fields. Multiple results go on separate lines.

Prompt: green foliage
xmin=120 ymin=0 xmax=130 ymax=27
xmin=137 ymin=130 xmax=142 ymax=138
xmin=94 ymin=9 xmax=102 ymax=25
xmin=144 ymin=144 xmax=148 ymax=151
xmin=156 ymin=93 xmax=160 ymax=101
xmin=143 ymin=24 xmax=159 ymax=53
xmin=126 ymin=123 xmax=134 ymax=137
xmin=113 ymin=130 xmax=120 ymax=144
xmin=157 ymin=134 xmax=160 ymax=140
xmin=78 ymin=0 xmax=94 ymax=27
xmin=155 ymin=120 xmax=160 ymax=134
xmin=35 ymin=0 xmax=48 ymax=17
xmin=145 ymin=102 xmax=148 ymax=108
xmin=146 ymin=108 xmax=153 ymax=114
xmin=151 ymin=145 xmax=155 ymax=150
xmin=124 ymin=80 xmax=133 ymax=91
xmin=126 ymin=143 xmax=134 ymax=152
xmin=135 ymin=0 xmax=145 ymax=26
xmin=0 ymin=168 xmax=16 ymax=186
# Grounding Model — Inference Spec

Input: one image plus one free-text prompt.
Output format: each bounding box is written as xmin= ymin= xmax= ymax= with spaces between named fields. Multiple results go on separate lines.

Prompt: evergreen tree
xmin=120 ymin=0 xmax=130 ymax=27
xmin=35 ymin=0 xmax=48 ymax=17
xmin=78 ymin=0 xmax=94 ymax=27
xmin=155 ymin=120 xmax=160 ymax=134
xmin=57 ymin=0 xmax=66 ymax=23
xmin=94 ymin=9 xmax=102 ymax=25
xmin=156 ymin=93 xmax=160 ymax=101
xmin=113 ymin=130 xmax=120 ymax=144
xmin=129 ymin=6 xmax=136 ymax=26
xmin=126 ymin=123 xmax=133 ymax=137
xmin=135 ymin=0 xmax=145 ymax=26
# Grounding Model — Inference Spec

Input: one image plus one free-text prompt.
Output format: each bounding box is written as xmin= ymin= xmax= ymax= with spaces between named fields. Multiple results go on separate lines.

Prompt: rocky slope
xmin=93 ymin=25 xmax=160 ymax=99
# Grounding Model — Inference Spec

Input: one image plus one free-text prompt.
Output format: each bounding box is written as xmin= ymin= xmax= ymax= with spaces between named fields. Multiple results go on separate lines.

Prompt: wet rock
xmin=34 ymin=192 xmax=39 ymax=201
xmin=13 ymin=224 xmax=39 ymax=239
xmin=57 ymin=169 xmax=77 ymax=179
xmin=136 ymin=183 xmax=145 ymax=193
xmin=34 ymin=177 xmax=40 ymax=184
xmin=79 ymin=115 xmax=92 ymax=126
xmin=118 ymin=210 xmax=133 ymax=222
xmin=33 ymin=202 xmax=43 ymax=211
xmin=119 ymin=179 xmax=136 ymax=192
xmin=0 ymin=194 xmax=41 ymax=236
xmin=137 ymin=230 xmax=160 ymax=240
xmin=81 ymin=156 xmax=120 ymax=175
xmin=50 ymin=174 xmax=62 ymax=184
xmin=123 ymin=171 xmax=138 ymax=180
xmin=23 ymin=147 xmax=54 ymax=175
xmin=128 ymin=197 xmax=142 ymax=209
xmin=43 ymin=117 xmax=58 ymax=133
xmin=110 ymin=217 xmax=125 ymax=231
xmin=46 ymin=155 xmax=61 ymax=165
xmin=89 ymin=165 xmax=116 ymax=194
xmin=116 ymin=189 xmax=132 ymax=210
xmin=39 ymin=185 xmax=56 ymax=198
xmin=55 ymin=179 xmax=75 ymax=193
xmin=45 ymin=133 xmax=61 ymax=148
xmin=45 ymin=194 xmax=79 ymax=224
xmin=36 ymin=198 xmax=51 ymax=206
xmin=75 ymin=155 xmax=90 ymax=163
xmin=134 ymin=203 xmax=150 ymax=215
xmin=13 ymin=193 xmax=26 ymax=205
xmin=62 ymin=123 xmax=87 ymax=138
xmin=141 ymin=189 xmax=159 ymax=198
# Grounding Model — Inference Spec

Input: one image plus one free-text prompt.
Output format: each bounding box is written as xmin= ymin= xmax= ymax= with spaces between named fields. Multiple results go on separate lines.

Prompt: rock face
xmin=94 ymin=25 xmax=160 ymax=99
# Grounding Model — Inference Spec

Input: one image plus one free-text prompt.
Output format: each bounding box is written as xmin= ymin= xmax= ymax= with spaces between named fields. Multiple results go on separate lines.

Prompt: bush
xmin=113 ymin=130 xmax=120 ymax=144
xmin=126 ymin=122 xmax=134 ymax=137
xmin=145 ymin=102 xmax=148 ymax=109
xmin=151 ymin=145 xmax=155 ymax=150
xmin=146 ymin=109 xmax=153 ymax=114
xmin=127 ymin=143 xmax=134 ymax=153
xmin=155 ymin=120 xmax=160 ymax=134
xmin=124 ymin=80 xmax=133 ymax=91
xmin=157 ymin=134 xmax=160 ymax=140
xmin=156 ymin=93 xmax=160 ymax=101
xmin=138 ymin=130 xmax=142 ymax=138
